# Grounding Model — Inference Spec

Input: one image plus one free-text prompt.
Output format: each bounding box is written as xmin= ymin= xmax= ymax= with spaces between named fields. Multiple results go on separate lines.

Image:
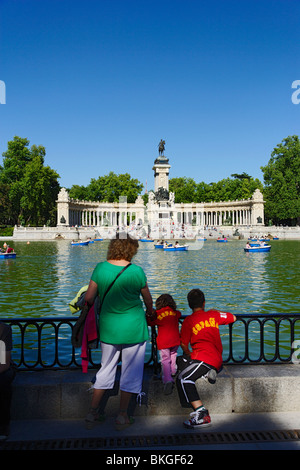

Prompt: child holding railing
xmin=147 ymin=294 xmax=181 ymax=395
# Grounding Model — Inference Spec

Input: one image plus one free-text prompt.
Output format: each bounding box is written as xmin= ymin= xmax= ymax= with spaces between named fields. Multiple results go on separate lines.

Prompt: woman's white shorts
xmin=93 ymin=341 xmax=146 ymax=394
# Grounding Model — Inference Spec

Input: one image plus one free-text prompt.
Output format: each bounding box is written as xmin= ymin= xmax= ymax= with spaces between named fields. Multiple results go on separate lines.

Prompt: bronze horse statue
xmin=158 ymin=139 xmax=165 ymax=156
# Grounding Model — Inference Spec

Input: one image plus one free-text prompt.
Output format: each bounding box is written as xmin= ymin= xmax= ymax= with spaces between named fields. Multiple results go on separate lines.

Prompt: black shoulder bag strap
xmin=100 ymin=262 xmax=132 ymax=308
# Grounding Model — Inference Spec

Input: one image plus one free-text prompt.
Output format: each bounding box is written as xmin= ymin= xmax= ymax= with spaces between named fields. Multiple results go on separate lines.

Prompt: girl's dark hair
xmin=155 ymin=293 xmax=177 ymax=311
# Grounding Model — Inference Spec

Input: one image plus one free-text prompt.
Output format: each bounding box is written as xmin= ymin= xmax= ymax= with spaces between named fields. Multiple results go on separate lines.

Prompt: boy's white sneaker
xmin=183 ymin=408 xmax=211 ymax=429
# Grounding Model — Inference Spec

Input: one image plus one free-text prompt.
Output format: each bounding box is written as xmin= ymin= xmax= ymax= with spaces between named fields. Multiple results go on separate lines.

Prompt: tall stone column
xmin=56 ymin=188 xmax=70 ymax=226
xmin=251 ymin=189 xmax=265 ymax=225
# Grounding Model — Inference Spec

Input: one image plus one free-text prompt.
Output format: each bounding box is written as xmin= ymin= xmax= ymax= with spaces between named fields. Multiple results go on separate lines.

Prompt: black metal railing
xmin=2 ymin=314 xmax=300 ymax=371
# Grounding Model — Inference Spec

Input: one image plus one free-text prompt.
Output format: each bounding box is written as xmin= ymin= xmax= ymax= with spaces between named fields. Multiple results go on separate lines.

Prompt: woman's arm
xmin=141 ymin=283 xmax=155 ymax=319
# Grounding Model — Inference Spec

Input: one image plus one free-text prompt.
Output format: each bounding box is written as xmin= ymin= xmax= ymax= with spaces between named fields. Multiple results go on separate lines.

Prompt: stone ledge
xmin=11 ymin=364 xmax=300 ymax=420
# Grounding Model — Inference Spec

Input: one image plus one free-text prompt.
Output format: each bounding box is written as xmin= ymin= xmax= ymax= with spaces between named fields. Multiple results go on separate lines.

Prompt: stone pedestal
xmin=152 ymin=156 xmax=171 ymax=193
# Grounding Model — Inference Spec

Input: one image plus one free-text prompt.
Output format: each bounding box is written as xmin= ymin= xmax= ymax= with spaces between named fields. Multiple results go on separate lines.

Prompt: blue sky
xmin=0 ymin=0 xmax=299 ymax=192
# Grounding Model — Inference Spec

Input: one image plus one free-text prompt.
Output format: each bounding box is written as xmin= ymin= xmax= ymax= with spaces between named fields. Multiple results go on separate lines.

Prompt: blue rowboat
xmin=164 ymin=245 xmax=189 ymax=251
xmin=273 ymin=237 xmax=279 ymax=240
xmin=140 ymin=239 xmax=154 ymax=242
xmin=197 ymin=238 xmax=207 ymax=241
xmin=154 ymin=243 xmax=164 ymax=249
xmin=244 ymin=245 xmax=271 ymax=253
xmin=0 ymin=252 xmax=17 ymax=259
xmin=71 ymin=241 xmax=89 ymax=246
xmin=217 ymin=238 xmax=228 ymax=242
xmin=93 ymin=238 xmax=103 ymax=241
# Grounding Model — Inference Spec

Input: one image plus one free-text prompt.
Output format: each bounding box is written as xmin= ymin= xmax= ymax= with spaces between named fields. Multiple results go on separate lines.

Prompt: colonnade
xmin=68 ymin=207 xmax=141 ymax=227
xmin=179 ymin=208 xmax=253 ymax=226
xmin=149 ymin=206 xmax=253 ymax=227
xmin=57 ymin=188 xmax=264 ymax=229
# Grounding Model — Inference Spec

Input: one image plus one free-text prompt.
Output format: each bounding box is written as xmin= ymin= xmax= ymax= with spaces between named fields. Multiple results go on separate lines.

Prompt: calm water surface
xmin=1 ymin=238 xmax=299 ymax=318
xmin=1 ymin=239 xmax=299 ymax=364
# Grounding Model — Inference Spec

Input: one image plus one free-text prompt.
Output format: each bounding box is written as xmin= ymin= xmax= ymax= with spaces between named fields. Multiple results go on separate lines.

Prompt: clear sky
xmin=0 ymin=0 xmax=299 ymax=192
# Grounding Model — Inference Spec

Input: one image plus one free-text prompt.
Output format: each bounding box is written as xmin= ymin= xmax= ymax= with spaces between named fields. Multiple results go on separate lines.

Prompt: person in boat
xmin=147 ymin=294 xmax=181 ymax=395
xmin=246 ymin=242 xmax=251 ymax=249
xmin=83 ymin=233 xmax=154 ymax=431
xmin=177 ymin=289 xmax=236 ymax=429
xmin=5 ymin=246 xmax=14 ymax=254
xmin=174 ymin=241 xmax=179 ymax=247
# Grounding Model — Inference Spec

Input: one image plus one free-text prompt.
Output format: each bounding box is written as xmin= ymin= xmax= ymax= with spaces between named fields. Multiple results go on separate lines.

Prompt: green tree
xmin=169 ymin=177 xmax=197 ymax=203
xmin=171 ymin=175 xmax=262 ymax=203
xmin=261 ymin=136 xmax=300 ymax=225
xmin=0 ymin=136 xmax=60 ymax=225
xmin=20 ymin=155 xmax=60 ymax=225
xmin=0 ymin=182 xmax=13 ymax=224
xmin=69 ymin=184 xmax=89 ymax=201
xmin=70 ymin=172 xmax=144 ymax=203
xmin=0 ymin=136 xmax=32 ymax=183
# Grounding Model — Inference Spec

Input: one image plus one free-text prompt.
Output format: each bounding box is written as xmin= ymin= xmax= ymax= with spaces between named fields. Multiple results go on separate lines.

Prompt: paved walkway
xmin=2 ymin=411 xmax=300 ymax=451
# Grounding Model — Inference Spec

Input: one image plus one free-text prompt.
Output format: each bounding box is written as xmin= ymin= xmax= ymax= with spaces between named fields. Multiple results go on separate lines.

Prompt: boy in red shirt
xmin=179 ymin=289 xmax=236 ymax=428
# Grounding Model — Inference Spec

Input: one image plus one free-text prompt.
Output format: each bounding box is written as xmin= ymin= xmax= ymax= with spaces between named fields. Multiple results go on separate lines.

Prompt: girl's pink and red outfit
xmin=148 ymin=306 xmax=181 ymax=383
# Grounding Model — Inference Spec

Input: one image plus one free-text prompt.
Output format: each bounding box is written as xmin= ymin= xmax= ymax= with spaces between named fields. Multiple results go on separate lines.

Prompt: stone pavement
xmin=2 ymin=411 xmax=300 ymax=451
xmin=3 ymin=365 xmax=300 ymax=452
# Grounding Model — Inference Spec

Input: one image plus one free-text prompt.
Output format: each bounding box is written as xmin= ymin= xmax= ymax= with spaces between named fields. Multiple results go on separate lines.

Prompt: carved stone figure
xmin=169 ymin=192 xmax=175 ymax=204
xmin=148 ymin=191 xmax=155 ymax=203
xmin=155 ymin=187 xmax=169 ymax=201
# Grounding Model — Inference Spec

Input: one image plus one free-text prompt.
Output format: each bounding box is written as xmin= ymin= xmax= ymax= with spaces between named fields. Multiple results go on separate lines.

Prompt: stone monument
xmin=147 ymin=141 xmax=175 ymax=231
xmin=153 ymin=140 xmax=171 ymax=194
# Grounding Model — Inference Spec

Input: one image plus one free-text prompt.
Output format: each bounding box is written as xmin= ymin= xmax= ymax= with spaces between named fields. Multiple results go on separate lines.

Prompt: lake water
xmin=1 ymin=238 xmax=299 ymax=365
xmin=1 ymin=238 xmax=299 ymax=318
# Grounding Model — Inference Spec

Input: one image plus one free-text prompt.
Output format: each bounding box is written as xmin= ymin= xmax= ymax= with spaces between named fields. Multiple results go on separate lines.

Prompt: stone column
xmin=251 ymin=189 xmax=265 ymax=225
xmin=56 ymin=188 xmax=70 ymax=226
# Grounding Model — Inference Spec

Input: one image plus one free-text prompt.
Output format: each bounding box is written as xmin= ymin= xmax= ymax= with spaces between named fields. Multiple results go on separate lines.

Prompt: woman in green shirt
xmin=84 ymin=234 xmax=154 ymax=430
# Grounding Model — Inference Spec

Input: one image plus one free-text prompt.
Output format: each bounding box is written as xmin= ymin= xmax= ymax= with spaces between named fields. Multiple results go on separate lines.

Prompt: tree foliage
xmin=169 ymin=175 xmax=263 ymax=204
xmin=3 ymin=135 xmax=298 ymax=228
xmin=69 ymin=171 xmax=143 ymax=203
xmin=261 ymin=135 xmax=300 ymax=225
xmin=0 ymin=136 xmax=60 ymax=226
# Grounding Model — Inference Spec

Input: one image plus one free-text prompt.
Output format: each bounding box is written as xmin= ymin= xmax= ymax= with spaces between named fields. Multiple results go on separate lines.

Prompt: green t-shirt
xmin=91 ymin=261 xmax=149 ymax=344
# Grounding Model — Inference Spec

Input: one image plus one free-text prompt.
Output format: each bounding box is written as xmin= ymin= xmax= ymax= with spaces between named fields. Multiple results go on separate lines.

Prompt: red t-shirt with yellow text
xmin=148 ymin=306 xmax=181 ymax=350
xmin=180 ymin=309 xmax=235 ymax=370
